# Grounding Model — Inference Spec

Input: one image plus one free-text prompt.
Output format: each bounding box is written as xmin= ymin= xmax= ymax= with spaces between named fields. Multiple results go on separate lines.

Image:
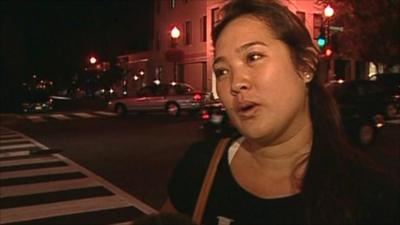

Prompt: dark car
xmin=200 ymin=100 xmax=237 ymax=138
xmin=369 ymin=73 xmax=400 ymax=95
xmin=325 ymin=79 xmax=400 ymax=145
xmin=326 ymin=79 xmax=399 ymax=119
xmin=20 ymin=90 xmax=54 ymax=113
xmin=108 ymin=82 xmax=211 ymax=116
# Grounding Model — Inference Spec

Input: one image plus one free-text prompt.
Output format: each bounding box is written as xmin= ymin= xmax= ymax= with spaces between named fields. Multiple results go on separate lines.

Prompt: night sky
xmin=1 ymin=0 xmax=154 ymax=110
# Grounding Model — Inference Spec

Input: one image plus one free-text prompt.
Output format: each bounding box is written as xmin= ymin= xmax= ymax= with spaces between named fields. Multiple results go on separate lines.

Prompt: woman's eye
xmin=214 ymin=68 xmax=229 ymax=78
xmin=247 ymin=53 xmax=263 ymax=63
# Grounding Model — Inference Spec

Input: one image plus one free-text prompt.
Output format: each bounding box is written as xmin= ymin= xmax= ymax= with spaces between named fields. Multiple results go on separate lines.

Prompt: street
xmin=1 ymin=109 xmax=399 ymax=224
xmin=1 ymin=111 xmax=205 ymax=210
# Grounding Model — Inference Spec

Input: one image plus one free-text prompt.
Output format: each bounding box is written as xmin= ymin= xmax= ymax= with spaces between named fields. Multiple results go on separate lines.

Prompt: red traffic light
xmin=325 ymin=47 xmax=333 ymax=57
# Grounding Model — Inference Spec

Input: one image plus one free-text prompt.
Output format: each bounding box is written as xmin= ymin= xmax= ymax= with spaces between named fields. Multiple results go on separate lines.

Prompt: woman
xmin=163 ymin=0 xmax=398 ymax=224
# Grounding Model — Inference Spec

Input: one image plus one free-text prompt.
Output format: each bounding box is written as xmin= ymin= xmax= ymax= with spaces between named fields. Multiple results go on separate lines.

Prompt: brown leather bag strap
xmin=192 ymin=138 xmax=231 ymax=225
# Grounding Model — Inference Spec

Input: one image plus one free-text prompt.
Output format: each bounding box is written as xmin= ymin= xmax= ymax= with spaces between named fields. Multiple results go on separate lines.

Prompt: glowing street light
xmin=324 ymin=5 xmax=334 ymax=18
xmin=170 ymin=26 xmax=181 ymax=39
xmin=89 ymin=56 xmax=97 ymax=64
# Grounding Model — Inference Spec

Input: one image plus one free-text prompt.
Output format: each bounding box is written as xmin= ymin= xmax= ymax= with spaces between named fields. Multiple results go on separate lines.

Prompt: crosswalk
xmin=0 ymin=127 xmax=157 ymax=225
xmin=23 ymin=111 xmax=117 ymax=123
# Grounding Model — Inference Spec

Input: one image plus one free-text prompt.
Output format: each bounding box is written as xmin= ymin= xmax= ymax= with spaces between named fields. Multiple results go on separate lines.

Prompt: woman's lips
xmin=235 ymin=101 xmax=260 ymax=118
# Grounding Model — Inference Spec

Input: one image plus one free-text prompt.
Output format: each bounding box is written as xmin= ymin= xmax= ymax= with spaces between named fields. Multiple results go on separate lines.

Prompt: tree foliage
xmin=317 ymin=0 xmax=400 ymax=68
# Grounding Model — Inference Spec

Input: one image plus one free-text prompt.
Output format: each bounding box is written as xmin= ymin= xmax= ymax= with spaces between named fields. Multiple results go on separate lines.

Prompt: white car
xmin=108 ymin=82 xmax=211 ymax=116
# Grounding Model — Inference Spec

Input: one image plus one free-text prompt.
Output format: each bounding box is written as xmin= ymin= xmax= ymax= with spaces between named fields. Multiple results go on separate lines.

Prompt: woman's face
xmin=213 ymin=15 xmax=311 ymax=145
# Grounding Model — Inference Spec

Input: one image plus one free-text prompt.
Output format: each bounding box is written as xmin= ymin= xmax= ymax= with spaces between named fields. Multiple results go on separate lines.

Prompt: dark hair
xmin=212 ymin=0 xmax=387 ymax=224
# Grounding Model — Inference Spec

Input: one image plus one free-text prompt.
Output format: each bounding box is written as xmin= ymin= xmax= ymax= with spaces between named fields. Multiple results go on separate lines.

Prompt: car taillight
xmin=193 ymin=93 xmax=202 ymax=102
xmin=374 ymin=114 xmax=385 ymax=128
xmin=201 ymin=110 xmax=210 ymax=120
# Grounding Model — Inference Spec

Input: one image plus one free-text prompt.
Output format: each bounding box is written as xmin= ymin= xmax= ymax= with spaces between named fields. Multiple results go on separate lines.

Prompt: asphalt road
xmin=1 ymin=108 xmax=399 ymax=213
xmin=1 ymin=110 xmax=206 ymax=211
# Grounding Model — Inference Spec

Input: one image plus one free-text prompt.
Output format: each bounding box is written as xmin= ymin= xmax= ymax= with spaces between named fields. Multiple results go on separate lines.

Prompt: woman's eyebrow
xmin=213 ymin=41 xmax=268 ymax=67
xmin=213 ymin=56 xmax=226 ymax=67
xmin=236 ymin=41 xmax=268 ymax=53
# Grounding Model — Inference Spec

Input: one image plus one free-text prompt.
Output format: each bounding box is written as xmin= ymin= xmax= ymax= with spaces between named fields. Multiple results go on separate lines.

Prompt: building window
xmin=170 ymin=0 xmax=176 ymax=9
xmin=296 ymin=11 xmax=305 ymax=24
xmin=200 ymin=15 xmax=207 ymax=42
xmin=313 ymin=14 xmax=323 ymax=39
xmin=211 ymin=7 xmax=220 ymax=31
xmin=185 ymin=20 xmax=192 ymax=45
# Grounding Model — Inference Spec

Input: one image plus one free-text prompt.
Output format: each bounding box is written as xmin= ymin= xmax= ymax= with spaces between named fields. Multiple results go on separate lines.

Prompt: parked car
xmin=369 ymin=73 xmax=400 ymax=95
xmin=369 ymin=73 xmax=400 ymax=109
xmin=325 ymin=79 xmax=398 ymax=145
xmin=326 ymin=79 xmax=399 ymax=119
xmin=20 ymin=90 xmax=54 ymax=113
xmin=108 ymin=82 xmax=211 ymax=116
xmin=200 ymin=100 xmax=237 ymax=138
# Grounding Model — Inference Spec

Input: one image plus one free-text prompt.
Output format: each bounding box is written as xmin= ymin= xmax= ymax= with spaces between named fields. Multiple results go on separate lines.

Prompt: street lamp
xmin=171 ymin=26 xmax=181 ymax=39
xmin=324 ymin=5 xmax=334 ymax=18
xmin=322 ymin=5 xmax=335 ymax=57
xmin=89 ymin=56 xmax=97 ymax=65
xmin=168 ymin=26 xmax=183 ymax=81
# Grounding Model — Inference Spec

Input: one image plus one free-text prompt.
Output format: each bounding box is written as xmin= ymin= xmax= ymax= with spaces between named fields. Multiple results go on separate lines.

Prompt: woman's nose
xmin=230 ymin=77 xmax=250 ymax=95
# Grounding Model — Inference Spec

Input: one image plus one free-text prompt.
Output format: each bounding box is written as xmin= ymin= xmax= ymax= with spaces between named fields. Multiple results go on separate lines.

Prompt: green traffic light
xmin=317 ymin=36 xmax=326 ymax=48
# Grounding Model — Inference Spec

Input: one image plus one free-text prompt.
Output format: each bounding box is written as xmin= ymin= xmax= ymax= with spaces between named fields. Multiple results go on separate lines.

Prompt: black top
xmin=168 ymin=138 xmax=399 ymax=225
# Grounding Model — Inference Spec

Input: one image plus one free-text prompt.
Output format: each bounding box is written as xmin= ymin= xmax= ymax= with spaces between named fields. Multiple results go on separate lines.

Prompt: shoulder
xmin=167 ymin=138 xmax=221 ymax=214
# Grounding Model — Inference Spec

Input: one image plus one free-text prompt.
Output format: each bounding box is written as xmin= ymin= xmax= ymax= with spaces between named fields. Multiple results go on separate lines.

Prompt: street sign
xmin=329 ymin=26 xmax=344 ymax=32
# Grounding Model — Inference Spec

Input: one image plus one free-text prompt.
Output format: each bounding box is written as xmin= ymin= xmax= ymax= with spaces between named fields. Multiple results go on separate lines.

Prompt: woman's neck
xmin=241 ymin=122 xmax=313 ymax=175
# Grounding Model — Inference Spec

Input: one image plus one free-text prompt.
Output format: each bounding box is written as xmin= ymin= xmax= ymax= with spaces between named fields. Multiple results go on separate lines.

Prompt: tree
xmin=317 ymin=0 xmax=400 ymax=70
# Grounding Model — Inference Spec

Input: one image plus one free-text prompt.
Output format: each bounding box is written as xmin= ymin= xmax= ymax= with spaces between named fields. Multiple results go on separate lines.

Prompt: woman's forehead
xmin=215 ymin=15 xmax=277 ymax=47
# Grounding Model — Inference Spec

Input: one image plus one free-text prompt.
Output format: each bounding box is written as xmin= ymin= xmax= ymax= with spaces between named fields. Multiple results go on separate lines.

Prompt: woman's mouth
xmin=236 ymin=101 xmax=259 ymax=118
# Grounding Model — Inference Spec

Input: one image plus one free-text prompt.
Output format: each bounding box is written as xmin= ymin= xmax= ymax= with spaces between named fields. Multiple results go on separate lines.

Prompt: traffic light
xmin=323 ymin=45 xmax=333 ymax=57
xmin=317 ymin=28 xmax=327 ymax=49
xmin=317 ymin=34 xmax=327 ymax=49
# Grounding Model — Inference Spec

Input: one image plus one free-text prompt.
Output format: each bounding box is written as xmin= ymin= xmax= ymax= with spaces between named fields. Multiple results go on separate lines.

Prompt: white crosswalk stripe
xmin=94 ymin=110 xmax=117 ymax=116
xmin=0 ymin=150 xmax=31 ymax=158
xmin=0 ymin=143 xmax=36 ymax=150
xmin=49 ymin=113 xmax=71 ymax=120
xmin=0 ymin=134 xmax=22 ymax=139
xmin=0 ymin=127 xmax=156 ymax=224
xmin=21 ymin=111 xmax=118 ymax=123
xmin=26 ymin=115 xmax=47 ymax=123
xmin=0 ymin=138 xmax=27 ymax=144
xmin=72 ymin=112 xmax=98 ymax=118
